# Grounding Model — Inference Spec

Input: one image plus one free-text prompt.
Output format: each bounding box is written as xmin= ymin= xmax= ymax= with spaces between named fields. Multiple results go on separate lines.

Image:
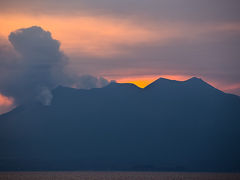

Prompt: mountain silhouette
xmin=0 ymin=77 xmax=240 ymax=171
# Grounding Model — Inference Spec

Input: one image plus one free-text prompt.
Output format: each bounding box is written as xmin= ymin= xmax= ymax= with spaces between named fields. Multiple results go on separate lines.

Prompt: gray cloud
xmin=0 ymin=0 xmax=240 ymax=23
xmin=0 ymin=26 xmax=110 ymax=107
xmin=73 ymin=75 xmax=109 ymax=89
xmin=0 ymin=26 xmax=68 ymax=105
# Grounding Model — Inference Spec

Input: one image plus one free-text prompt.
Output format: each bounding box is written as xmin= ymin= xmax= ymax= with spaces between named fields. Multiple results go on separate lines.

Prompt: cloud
xmin=0 ymin=0 xmax=239 ymax=23
xmin=0 ymin=26 xmax=67 ymax=105
xmin=0 ymin=26 xmax=110 ymax=109
xmin=72 ymin=75 xmax=109 ymax=89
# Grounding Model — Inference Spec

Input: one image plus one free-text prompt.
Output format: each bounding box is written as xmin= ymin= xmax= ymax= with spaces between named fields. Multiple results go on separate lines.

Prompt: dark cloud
xmin=0 ymin=26 xmax=110 ymax=106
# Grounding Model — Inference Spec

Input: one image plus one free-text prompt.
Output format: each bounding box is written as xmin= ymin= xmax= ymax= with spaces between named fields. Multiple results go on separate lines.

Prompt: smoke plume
xmin=0 ymin=26 xmax=109 ymax=107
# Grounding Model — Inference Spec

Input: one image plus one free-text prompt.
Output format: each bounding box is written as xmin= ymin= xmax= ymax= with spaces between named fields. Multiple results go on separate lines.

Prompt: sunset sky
xmin=0 ymin=0 xmax=240 ymax=113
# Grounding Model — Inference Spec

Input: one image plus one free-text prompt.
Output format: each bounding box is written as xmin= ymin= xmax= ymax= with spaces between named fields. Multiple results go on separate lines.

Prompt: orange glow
xmin=212 ymin=82 xmax=240 ymax=95
xmin=116 ymin=75 xmax=240 ymax=95
xmin=1 ymin=13 xmax=240 ymax=95
xmin=0 ymin=94 xmax=15 ymax=114
xmin=223 ymin=83 xmax=240 ymax=91
xmin=1 ymin=14 xmax=240 ymax=58
xmin=0 ymin=14 xmax=177 ymax=57
xmin=0 ymin=94 xmax=13 ymax=106
xmin=116 ymin=74 xmax=191 ymax=88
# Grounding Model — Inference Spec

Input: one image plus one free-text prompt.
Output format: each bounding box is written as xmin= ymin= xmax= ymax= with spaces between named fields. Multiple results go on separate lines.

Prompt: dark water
xmin=0 ymin=171 xmax=240 ymax=180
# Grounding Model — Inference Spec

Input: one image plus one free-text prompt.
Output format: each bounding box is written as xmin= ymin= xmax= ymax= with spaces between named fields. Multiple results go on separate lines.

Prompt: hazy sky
xmin=0 ymin=0 xmax=240 ymax=113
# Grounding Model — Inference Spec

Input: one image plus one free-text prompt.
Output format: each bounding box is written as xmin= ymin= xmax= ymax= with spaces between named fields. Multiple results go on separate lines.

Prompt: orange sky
xmin=117 ymin=75 xmax=191 ymax=88
xmin=0 ymin=10 xmax=239 ymax=113
xmin=0 ymin=14 xmax=239 ymax=82
xmin=0 ymin=94 xmax=15 ymax=114
xmin=0 ymin=13 xmax=239 ymax=94
xmin=0 ymin=14 xmax=174 ymax=57
xmin=0 ymin=94 xmax=13 ymax=106
xmin=2 ymin=14 xmax=239 ymax=57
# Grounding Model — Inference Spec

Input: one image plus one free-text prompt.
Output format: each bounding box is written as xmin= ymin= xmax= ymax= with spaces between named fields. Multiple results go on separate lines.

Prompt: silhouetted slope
xmin=0 ymin=77 xmax=240 ymax=171
xmin=145 ymin=77 xmax=223 ymax=95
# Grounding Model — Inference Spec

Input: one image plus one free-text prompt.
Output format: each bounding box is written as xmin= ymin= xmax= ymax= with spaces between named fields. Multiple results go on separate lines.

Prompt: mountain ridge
xmin=0 ymin=77 xmax=239 ymax=171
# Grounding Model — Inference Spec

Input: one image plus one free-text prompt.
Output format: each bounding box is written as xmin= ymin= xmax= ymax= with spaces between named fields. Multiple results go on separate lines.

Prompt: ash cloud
xmin=73 ymin=75 xmax=109 ymax=89
xmin=0 ymin=26 xmax=109 ymax=107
